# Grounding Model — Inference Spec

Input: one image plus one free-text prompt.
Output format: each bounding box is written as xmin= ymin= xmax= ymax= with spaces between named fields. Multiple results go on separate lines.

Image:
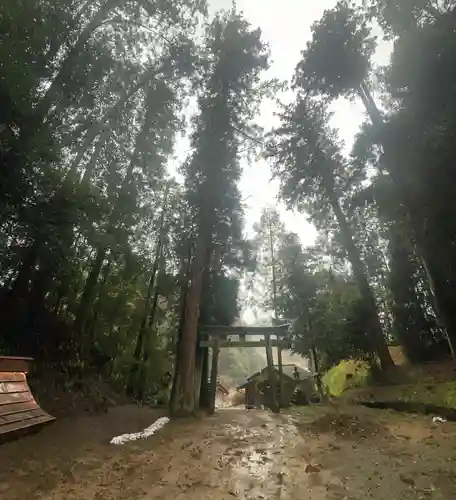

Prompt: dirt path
xmin=0 ymin=405 xmax=455 ymax=499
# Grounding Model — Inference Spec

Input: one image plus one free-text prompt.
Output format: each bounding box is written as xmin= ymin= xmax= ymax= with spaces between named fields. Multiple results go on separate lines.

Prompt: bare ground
xmin=0 ymin=404 xmax=455 ymax=499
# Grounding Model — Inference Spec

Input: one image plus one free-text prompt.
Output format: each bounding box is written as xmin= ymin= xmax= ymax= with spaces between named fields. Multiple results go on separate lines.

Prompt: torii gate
xmin=198 ymin=324 xmax=292 ymax=413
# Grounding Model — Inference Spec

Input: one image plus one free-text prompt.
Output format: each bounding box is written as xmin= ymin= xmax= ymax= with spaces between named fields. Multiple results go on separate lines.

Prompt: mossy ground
xmin=325 ymin=358 xmax=456 ymax=410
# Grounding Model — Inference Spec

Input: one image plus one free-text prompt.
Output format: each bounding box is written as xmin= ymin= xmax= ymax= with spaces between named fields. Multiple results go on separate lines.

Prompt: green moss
xmin=322 ymin=359 xmax=456 ymax=411
xmin=323 ymin=359 xmax=372 ymax=397
xmin=377 ymin=380 xmax=456 ymax=409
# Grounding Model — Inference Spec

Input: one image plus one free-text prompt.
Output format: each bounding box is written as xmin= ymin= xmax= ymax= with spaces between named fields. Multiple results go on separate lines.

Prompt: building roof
xmin=235 ymin=364 xmax=313 ymax=391
xmin=276 ymin=364 xmax=313 ymax=380
xmin=216 ymin=381 xmax=229 ymax=396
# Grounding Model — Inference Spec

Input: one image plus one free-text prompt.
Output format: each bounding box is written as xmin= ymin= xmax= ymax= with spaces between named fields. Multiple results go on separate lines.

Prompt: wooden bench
xmin=0 ymin=356 xmax=55 ymax=441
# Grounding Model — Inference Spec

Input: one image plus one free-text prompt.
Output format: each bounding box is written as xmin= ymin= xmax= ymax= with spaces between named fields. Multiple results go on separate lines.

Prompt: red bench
xmin=0 ymin=356 xmax=55 ymax=441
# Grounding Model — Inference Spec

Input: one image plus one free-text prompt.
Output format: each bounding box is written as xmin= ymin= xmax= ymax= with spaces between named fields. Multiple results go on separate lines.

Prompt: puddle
xmin=235 ymin=449 xmax=274 ymax=478
xmin=219 ymin=413 xmax=304 ymax=499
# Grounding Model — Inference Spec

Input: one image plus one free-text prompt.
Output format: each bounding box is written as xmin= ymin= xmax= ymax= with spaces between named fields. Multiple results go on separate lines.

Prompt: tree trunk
xmin=198 ymin=347 xmax=210 ymax=408
xmin=325 ymin=179 xmax=394 ymax=369
xmin=8 ymin=240 xmax=40 ymax=303
xmin=65 ymin=127 xmax=100 ymax=181
xmin=310 ymin=346 xmax=325 ymax=402
xmin=419 ymin=255 xmax=456 ymax=360
xmin=74 ymin=245 xmax=107 ymax=339
xmin=127 ymin=185 xmax=168 ymax=398
xmin=265 ymin=334 xmax=279 ymax=413
xmin=27 ymin=256 xmax=54 ymax=314
xmin=169 ymin=239 xmax=193 ymax=408
xmin=107 ymin=252 xmax=135 ymax=337
xmin=170 ymin=224 xmax=210 ymax=416
xmin=2 ymin=240 xmax=42 ymax=349
xmin=126 ymin=263 xmax=156 ymax=399
xmin=209 ymin=341 xmax=220 ymax=414
xmin=268 ymin=217 xmax=283 ymax=406
xmin=86 ymin=257 xmax=112 ymax=350
xmin=80 ymin=130 xmax=110 ymax=185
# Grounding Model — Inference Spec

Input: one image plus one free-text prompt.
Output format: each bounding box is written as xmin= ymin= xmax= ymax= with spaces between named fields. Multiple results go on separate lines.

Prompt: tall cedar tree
xmin=268 ymin=96 xmax=394 ymax=369
xmin=170 ymin=11 xmax=269 ymax=416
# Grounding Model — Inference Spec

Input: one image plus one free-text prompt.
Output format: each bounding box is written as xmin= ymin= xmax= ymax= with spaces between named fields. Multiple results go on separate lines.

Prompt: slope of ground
xmin=341 ymin=361 xmax=456 ymax=411
xmin=291 ymin=404 xmax=456 ymax=499
xmin=1 ymin=404 xmax=455 ymax=499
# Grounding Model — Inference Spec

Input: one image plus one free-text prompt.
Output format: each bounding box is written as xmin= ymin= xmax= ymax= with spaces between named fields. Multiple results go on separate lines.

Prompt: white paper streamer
xmin=110 ymin=416 xmax=170 ymax=445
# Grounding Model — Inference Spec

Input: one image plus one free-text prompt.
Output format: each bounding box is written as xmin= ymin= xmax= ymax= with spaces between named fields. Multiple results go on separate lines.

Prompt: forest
xmin=1 ymin=0 xmax=456 ymax=418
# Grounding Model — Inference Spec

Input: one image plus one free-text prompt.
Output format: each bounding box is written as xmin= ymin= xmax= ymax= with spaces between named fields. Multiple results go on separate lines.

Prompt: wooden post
xmin=194 ymin=343 xmax=203 ymax=409
xmin=265 ymin=334 xmax=279 ymax=413
xmin=308 ymin=318 xmax=327 ymax=403
xmin=209 ymin=340 xmax=220 ymax=414
xmin=277 ymin=343 xmax=284 ymax=408
xmin=199 ymin=347 xmax=210 ymax=408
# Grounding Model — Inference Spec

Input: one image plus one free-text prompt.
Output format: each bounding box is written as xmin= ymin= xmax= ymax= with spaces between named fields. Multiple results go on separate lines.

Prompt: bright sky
xmin=206 ymin=0 xmax=392 ymax=247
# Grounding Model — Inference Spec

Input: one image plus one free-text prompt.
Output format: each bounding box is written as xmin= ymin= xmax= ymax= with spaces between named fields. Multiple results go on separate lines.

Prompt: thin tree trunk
xmin=27 ymin=255 xmax=54 ymax=313
xmin=107 ymin=252 xmax=135 ymax=336
xmin=75 ymin=84 xmax=160 ymax=343
xmin=86 ymin=257 xmax=112 ymax=351
xmin=324 ymin=178 xmax=394 ymax=369
xmin=3 ymin=240 xmax=42 ymax=348
xmin=74 ymin=245 xmax=107 ymax=339
xmin=127 ymin=185 xmax=168 ymax=398
xmin=307 ymin=316 xmax=327 ymax=402
xmin=69 ymin=63 xmax=165 ymax=145
xmin=65 ymin=127 xmax=100 ymax=182
xmin=267 ymin=217 xmax=282 ymax=408
xmin=80 ymin=130 xmax=110 ymax=185
xmin=126 ymin=263 xmax=156 ymax=398
xmin=265 ymin=334 xmax=279 ymax=413
xmin=420 ymin=256 xmax=456 ymax=360
xmin=209 ymin=340 xmax=220 ymax=414
xmin=198 ymin=347 xmax=210 ymax=408
xmin=137 ymin=274 xmax=163 ymax=400
xmin=8 ymin=240 xmax=41 ymax=302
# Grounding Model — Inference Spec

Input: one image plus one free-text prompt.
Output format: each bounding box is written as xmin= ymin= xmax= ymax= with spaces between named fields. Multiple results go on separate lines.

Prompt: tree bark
xmin=198 ymin=347 xmax=210 ymax=408
xmin=169 ymin=237 xmax=193 ymax=408
xmin=170 ymin=223 xmax=211 ymax=416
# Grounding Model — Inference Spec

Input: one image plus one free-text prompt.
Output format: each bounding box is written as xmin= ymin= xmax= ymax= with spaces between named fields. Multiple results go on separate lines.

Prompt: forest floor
xmin=0 ymin=404 xmax=455 ymax=499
